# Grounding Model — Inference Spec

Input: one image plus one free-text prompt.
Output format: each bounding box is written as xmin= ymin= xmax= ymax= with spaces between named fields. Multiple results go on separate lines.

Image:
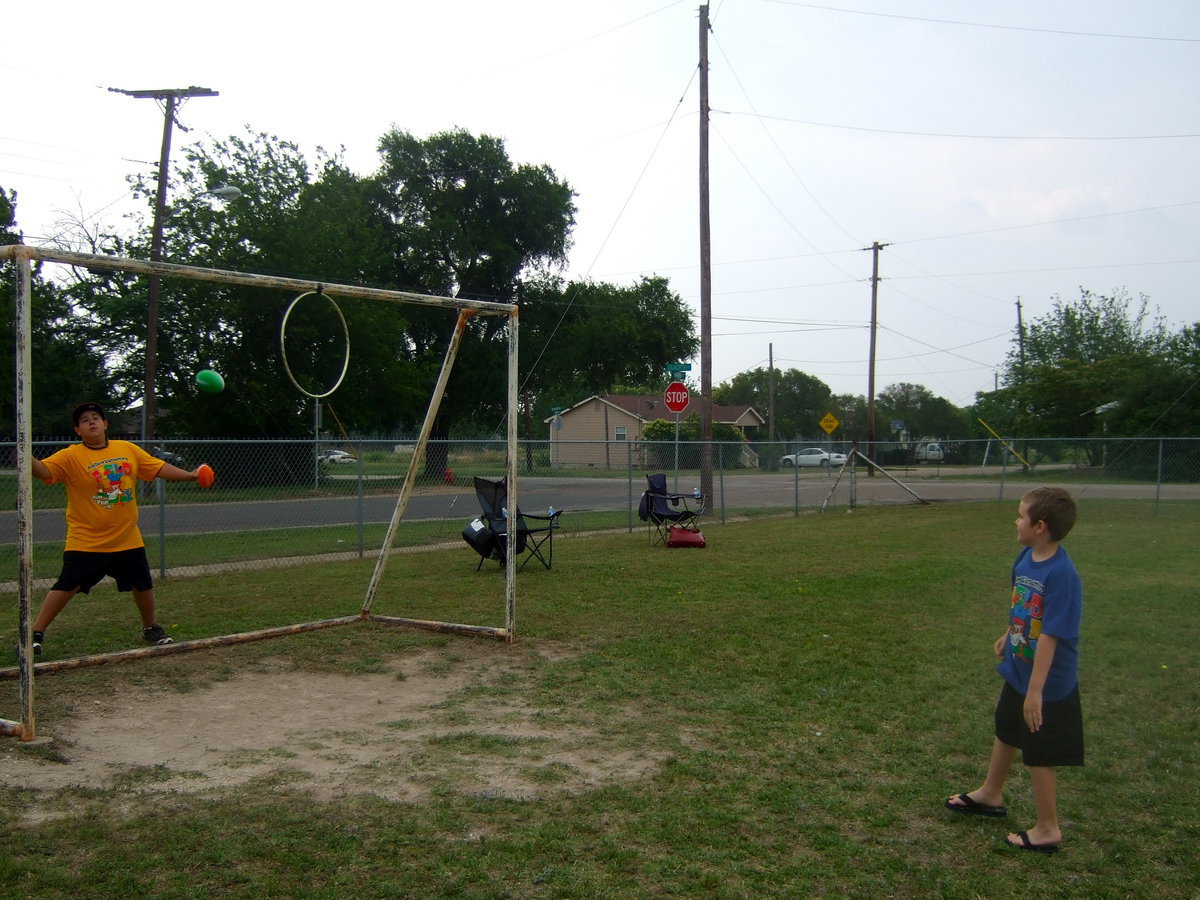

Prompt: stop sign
xmin=664 ymin=381 xmax=690 ymax=413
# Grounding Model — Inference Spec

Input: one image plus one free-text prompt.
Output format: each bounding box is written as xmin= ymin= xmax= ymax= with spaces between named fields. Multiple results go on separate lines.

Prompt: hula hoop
xmin=280 ymin=289 xmax=351 ymax=399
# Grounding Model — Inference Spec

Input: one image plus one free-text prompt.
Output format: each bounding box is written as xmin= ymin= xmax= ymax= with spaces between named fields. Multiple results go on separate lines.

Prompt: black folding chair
xmin=466 ymin=476 xmax=561 ymax=571
xmin=637 ymin=473 xmax=703 ymax=545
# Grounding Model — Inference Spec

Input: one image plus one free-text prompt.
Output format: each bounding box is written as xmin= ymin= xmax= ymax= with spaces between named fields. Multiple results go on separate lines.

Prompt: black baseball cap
xmin=71 ymin=402 xmax=106 ymax=426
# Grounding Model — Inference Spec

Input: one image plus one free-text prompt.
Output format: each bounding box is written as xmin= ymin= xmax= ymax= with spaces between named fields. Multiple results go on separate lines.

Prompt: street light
xmin=204 ymin=184 xmax=242 ymax=201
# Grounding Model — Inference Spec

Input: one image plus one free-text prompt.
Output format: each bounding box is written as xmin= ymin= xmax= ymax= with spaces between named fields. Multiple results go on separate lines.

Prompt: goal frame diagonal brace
xmin=1 ymin=244 xmax=519 ymax=742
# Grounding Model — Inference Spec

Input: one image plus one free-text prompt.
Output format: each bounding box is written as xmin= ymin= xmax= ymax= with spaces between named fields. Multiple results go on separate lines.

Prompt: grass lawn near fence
xmin=2 ymin=499 xmax=1197 ymax=898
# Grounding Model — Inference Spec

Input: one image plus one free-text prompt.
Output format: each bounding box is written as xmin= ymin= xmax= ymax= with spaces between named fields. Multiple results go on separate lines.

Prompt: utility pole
xmin=698 ymin=4 xmax=714 ymax=501
xmin=865 ymin=241 xmax=889 ymax=472
xmin=768 ymin=343 xmax=775 ymax=443
xmin=111 ymin=86 xmax=218 ymax=441
xmin=1015 ymin=297 xmax=1029 ymax=465
xmin=1015 ymin=297 xmax=1026 ymax=377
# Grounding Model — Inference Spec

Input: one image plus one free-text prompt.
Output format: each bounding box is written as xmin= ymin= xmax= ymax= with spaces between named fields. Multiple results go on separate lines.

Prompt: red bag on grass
xmin=667 ymin=526 xmax=706 ymax=548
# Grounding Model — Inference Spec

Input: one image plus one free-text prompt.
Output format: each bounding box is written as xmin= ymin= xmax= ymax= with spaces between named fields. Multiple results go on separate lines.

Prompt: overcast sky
xmin=4 ymin=1 xmax=1198 ymax=411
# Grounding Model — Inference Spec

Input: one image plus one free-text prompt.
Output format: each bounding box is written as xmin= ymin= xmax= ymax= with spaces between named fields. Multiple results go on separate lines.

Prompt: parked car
xmin=915 ymin=442 xmax=944 ymax=462
xmin=152 ymin=446 xmax=184 ymax=466
xmin=317 ymin=449 xmax=357 ymax=465
xmin=780 ymin=448 xmax=847 ymax=468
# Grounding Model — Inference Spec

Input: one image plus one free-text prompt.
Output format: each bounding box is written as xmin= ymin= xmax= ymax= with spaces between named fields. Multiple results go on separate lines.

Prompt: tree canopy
xmin=711 ymin=367 xmax=833 ymax=440
xmin=8 ymin=127 xmax=705 ymax=441
xmin=875 ymin=382 xmax=970 ymax=441
xmin=0 ymin=187 xmax=113 ymax=436
xmin=976 ymin=288 xmax=1198 ymax=439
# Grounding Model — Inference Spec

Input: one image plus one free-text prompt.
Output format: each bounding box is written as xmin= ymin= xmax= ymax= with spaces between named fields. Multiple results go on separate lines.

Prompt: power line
xmin=760 ymin=2 xmax=1200 ymax=43
xmin=898 ymin=200 xmax=1200 ymax=245
xmin=720 ymin=110 xmax=1200 ymax=141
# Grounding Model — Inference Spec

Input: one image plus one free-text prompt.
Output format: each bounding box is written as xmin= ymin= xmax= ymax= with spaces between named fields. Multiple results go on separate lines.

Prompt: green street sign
xmin=665 ymin=363 xmax=692 ymax=372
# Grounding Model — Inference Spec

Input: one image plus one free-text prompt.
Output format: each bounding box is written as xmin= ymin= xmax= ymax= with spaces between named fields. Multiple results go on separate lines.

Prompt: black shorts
xmin=51 ymin=548 xmax=154 ymax=594
xmin=995 ymin=681 xmax=1084 ymax=768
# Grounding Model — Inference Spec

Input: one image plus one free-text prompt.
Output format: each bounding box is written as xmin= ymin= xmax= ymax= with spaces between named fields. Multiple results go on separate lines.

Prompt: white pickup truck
xmin=915 ymin=442 xmax=944 ymax=462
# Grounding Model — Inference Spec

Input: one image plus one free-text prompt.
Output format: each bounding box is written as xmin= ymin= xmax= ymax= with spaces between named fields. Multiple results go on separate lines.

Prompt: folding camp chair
xmin=638 ymin=473 xmax=704 ymax=546
xmin=465 ymin=476 xmax=561 ymax=571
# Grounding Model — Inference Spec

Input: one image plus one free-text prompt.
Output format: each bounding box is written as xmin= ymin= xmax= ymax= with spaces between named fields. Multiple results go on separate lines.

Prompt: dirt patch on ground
xmin=1 ymin=648 xmax=664 ymax=821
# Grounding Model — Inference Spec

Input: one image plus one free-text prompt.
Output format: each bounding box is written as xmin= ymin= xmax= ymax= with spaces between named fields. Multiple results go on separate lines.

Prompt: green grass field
xmin=2 ymin=499 xmax=1197 ymax=898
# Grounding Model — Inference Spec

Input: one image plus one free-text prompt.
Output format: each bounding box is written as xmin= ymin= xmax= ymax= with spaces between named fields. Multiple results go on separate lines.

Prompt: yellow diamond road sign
xmin=820 ymin=412 xmax=840 ymax=435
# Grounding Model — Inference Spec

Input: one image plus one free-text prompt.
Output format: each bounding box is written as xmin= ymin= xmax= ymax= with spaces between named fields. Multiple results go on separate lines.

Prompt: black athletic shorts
xmin=995 ymin=680 xmax=1084 ymax=768
xmin=51 ymin=548 xmax=154 ymax=594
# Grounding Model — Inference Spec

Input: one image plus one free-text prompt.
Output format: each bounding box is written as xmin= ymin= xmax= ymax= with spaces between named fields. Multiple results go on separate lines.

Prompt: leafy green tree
xmin=32 ymin=126 xmax=693 ymax=453
xmin=0 ymin=187 xmax=113 ymax=437
xmin=643 ymin=415 xmax=741 ymax=443
xmin=77 ymin=131 xmax=427 ymax=439
xmin=372 ymin=129 xmax=578 ymax=452
xmin=1005 ymin=288 xmax=1170 ymax=377
xmin=979 ymin=288 xmax=1196 ymax=440
xmin=829 ymin=393 xmax=868 ymax=442
xmin=713 ymin=367 xmax=833 ymax=441
xmin=519 ymin=275 xmax=698 ymax=434
xmin=642 ymin=414 xmax=747 ymax=468
xmin=876 ymin=382 xmax=969 ymax=440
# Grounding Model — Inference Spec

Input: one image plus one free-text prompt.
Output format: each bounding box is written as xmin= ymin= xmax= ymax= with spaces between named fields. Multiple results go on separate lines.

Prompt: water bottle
xmin=692 ymin=487 xmax=701 ymax=500
xmin=548 ymin=506 xmax=556 ymax=517
xmin=501 ymin=506 xmax=508 ymax=519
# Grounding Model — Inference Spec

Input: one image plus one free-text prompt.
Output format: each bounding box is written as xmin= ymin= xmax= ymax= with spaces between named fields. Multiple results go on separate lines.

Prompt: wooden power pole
xmin=865 ymin=241 xmax=889 ymax=471
xmin=698 ymin=4 xmax=714 ymax=500
xmin=110 ymin=85 xmax=218 ymax=441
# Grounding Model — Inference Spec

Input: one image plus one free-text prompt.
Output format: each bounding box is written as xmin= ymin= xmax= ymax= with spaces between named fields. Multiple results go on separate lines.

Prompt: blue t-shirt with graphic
xmin=996 ymin=545 xmax=1082 ymax=701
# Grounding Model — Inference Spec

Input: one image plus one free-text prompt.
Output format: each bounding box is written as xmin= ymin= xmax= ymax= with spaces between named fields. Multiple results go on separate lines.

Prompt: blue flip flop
xmin=945 ymin=792 xmax=1008 ymax=817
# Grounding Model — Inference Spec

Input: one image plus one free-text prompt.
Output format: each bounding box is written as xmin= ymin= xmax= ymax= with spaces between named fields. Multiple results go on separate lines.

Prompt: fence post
xmin=849 ymin=451 xmax=857 ymax=508
xmin=718 ymin=442 xmax=725 ymax=524
xmin=793 ymin=447 xmax=800 ymax=517
xmin=356 ymin=440 xmax=365 ymax=557
xmin=627 ymin=441 xmax=634 ymax=532
xmin=1155 ymin=438 xmax=1164 ymax=515
xmin=156 ymin=474 xmax=167 ymax=578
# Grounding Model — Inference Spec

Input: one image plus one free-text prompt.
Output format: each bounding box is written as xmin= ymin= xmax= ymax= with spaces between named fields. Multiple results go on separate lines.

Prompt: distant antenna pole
xmin=110 ymin=86 xmax=218 ymax=441
xmin=768 ymin=342 xmax=776 ymax=443
xmin=1015 ymin=297 xmax=1026 ymax=377
xmin=698 ymin=3 xmax=714 ymax=500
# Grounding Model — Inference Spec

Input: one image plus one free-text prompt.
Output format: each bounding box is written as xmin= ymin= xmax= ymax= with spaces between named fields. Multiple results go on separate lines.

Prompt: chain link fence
xmin=3 ymin=436 xmax=1197 ymax=590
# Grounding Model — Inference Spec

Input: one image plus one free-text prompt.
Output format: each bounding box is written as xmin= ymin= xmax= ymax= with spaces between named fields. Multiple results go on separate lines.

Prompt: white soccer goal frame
xmin=1 ymin=244 xmax=522 ymax=742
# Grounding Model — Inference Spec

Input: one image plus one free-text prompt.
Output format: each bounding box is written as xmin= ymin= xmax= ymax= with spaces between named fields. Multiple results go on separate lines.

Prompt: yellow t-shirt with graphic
xmin=39 ymin=441 xmax=165 ymax=552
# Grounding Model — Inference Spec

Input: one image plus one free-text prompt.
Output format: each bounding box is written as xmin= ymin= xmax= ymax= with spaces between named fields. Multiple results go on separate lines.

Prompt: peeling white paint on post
xmin=0 ymin=246 xmax=515 ymax=316
xmin=505 ymin=305 xmax=519 ymax=639
xmin=12 ymin=247 xmax=35 ymax=740
xmin=361 ymin=309 xmax=474 ymax=617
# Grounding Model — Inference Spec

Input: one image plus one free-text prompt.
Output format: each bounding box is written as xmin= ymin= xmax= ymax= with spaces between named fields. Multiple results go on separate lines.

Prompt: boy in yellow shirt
xmin=21 ymin=401 xmax=205 ymax=657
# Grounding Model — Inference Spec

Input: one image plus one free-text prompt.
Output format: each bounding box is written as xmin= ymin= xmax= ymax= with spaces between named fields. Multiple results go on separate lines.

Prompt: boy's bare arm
xmin=994 ymin=632 xmax=1008 ymax=658
xmin=1023 ymin=633 xmax=1059 ymax=732
xmin=155 ymin=462 xmax=201 ymax=483
xmin=32 ymin=458 xmax=50 ymax=481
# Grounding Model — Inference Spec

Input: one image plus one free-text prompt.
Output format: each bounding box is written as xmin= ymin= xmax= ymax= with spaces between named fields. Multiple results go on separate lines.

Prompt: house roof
xmin=549 ymin=394 xmax=764 ymax=427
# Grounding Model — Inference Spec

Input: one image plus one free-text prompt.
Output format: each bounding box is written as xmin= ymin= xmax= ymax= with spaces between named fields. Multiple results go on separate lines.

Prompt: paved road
xmin=3 ymin=471 xmax=1192 ymax=543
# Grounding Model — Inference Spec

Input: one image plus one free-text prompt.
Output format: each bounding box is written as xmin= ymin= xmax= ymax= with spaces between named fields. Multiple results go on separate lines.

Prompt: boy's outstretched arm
xmin=1023 ymin=634 xmax=1059 ymax=732
xmin=155 ymin=462 xmax=201 ymax=483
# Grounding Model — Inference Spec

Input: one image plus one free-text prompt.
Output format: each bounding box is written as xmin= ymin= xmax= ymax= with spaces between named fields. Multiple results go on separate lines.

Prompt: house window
xmin=614 ymin=426 xmax=627 ymax=441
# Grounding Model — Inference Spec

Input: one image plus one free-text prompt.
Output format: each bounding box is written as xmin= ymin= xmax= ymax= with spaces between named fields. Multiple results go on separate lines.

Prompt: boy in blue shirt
xmin=945 ymin=486 xmax=1083 ymax=853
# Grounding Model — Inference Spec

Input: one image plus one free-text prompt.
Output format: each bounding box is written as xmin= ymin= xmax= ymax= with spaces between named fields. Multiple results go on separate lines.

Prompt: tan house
xmin=546 ymin=394 xmax=764 ymax=470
